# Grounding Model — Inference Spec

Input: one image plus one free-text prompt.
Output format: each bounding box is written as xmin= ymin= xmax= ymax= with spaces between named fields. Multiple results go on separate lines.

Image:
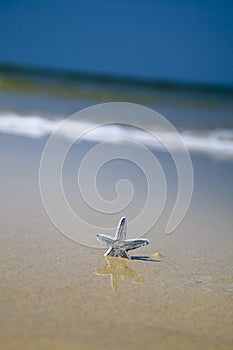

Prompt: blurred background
xmin=0 ymin=0 xmax=232 ymax=154
xmin=1 ymin=0 xmax=233 ymax=85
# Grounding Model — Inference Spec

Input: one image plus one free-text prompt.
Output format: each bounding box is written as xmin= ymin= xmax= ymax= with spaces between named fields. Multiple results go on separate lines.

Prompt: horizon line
xmin=0 ymin=62 xmax=232 ymax=94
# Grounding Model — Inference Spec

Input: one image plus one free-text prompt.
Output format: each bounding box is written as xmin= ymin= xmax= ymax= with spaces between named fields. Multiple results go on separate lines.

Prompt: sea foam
xmin=0 ymin=112 xmax=233 ymax=160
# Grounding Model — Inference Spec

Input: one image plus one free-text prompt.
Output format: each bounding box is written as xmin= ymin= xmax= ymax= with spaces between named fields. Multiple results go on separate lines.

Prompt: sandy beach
xmin=0 ymin=131 xmax=233 ymax=350
xmin=1 ymin=1 xmax=233 ymax=348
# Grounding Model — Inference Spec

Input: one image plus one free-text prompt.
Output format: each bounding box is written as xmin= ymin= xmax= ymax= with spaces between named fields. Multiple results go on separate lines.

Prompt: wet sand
xmin=0 ymin=134 xmax=233 ymax=350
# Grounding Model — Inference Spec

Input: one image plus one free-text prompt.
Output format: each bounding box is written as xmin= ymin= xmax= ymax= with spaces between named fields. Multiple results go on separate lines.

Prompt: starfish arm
xmin=121 ymin=239 xmax=149 ymax=251
xmin=96 ymin=234 xmax=115 ymax=247
xmin=115 ymin=217 xmax=127 ymax=241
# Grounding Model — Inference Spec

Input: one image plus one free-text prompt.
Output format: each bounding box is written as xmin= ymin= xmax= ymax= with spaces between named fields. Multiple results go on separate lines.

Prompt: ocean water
xmin=0 ymin=68 xmax=233 ymax=160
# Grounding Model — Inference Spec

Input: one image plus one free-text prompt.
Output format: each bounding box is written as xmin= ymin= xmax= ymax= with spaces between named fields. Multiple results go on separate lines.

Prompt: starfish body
xmin=97 ymin=217 xmax=149 ymax=259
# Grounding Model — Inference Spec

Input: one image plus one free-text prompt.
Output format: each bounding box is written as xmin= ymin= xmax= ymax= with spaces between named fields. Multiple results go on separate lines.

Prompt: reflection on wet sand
xmin=94 ymin=257 xmax=145 ymax=292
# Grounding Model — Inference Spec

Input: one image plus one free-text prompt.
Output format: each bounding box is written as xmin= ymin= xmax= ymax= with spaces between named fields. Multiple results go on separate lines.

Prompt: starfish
xmin=96 ymin=217 xmax=149 ymax=259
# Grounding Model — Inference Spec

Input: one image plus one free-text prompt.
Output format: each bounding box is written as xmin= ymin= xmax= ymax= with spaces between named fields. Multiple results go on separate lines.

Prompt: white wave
xmin=0 ymin=112 xmax=233 ymax=160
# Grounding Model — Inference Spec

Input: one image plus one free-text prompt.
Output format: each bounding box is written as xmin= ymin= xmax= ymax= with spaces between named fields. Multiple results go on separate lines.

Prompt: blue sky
xmin=0 ymin=0 xmax=232 ymax=86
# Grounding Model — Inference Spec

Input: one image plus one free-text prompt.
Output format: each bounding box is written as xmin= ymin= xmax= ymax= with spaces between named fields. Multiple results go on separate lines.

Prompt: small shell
xmin=151 ymin=252 xmax=165 ymax=259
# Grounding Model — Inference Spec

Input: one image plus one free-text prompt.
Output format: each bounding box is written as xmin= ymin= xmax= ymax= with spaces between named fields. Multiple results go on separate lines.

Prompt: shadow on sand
xmin=131 ymin=256 xmax=161 ymax=262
